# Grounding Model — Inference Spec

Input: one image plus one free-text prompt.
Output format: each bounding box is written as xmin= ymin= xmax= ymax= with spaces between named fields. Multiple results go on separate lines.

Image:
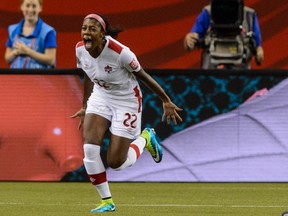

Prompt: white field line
xmin=0 ymin=202 xmax=287 ymax=208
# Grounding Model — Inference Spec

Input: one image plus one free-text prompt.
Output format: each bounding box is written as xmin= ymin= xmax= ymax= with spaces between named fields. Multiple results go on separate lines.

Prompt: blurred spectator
xmin=184 ymin=0 xmax=264 ymax=69
xmin=4 ymin=0 xmax=56 ymax=68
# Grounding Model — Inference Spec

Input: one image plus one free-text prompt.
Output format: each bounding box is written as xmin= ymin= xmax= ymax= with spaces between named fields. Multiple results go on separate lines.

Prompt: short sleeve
xmin=76 ymin=56 xmax=82 ymax=68
xmin=75 ymin=42 xmax=83 ymax=68
xmin=120 ymin=48 xmax=141 ymax=72
xmin=6 ymin=25 xmax=13 ymax=48
xmin=252 ymin=13 xmax=262 ymax=47
xmin=6 ymin=38 xmax=12 ymax=48
xmin=191 ymin=9 xmax=211 ymax=38
xmin=44 ymin=30 xmax=57 ymax=48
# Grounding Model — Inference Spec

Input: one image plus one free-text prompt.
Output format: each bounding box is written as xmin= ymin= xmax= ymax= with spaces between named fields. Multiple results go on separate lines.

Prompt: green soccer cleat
xmin=90 ymin=198 xmax=116 ymax=213
xmin=141 ymin=128 xmax=163 ymax=163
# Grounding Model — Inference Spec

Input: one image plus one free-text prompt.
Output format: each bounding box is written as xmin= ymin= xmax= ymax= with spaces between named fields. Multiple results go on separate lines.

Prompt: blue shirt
xmin=6 ymin=18 xmax=57 ymax=68
xmin=191 ymin=8 xmax=262 ymax=47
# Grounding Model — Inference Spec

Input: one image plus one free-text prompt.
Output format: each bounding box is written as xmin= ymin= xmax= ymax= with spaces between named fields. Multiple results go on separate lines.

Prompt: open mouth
xmin=83 ymin=38 xmax=93 ymax=50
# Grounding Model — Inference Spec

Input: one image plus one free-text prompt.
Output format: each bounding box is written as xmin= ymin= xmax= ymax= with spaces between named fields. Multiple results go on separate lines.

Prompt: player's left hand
xmin=162 ymin=102 xmax=182 ymax=125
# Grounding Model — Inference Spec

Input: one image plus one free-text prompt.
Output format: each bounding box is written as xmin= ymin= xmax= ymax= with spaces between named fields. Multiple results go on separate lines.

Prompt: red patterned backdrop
xmin=0 ymin=0 xmax=287 ymax=69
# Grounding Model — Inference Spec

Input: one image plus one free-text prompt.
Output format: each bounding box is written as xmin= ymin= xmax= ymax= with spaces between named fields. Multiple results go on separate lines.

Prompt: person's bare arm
xmin=133 ymin=68 xmax=182 ymax=125
xmin=4 ymin=47 xmax=19 ymax=64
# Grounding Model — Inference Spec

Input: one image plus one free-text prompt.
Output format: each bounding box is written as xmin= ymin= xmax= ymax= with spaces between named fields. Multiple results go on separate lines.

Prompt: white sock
xmin=83 ymin=144 xmax=111 ymax=199
xmin=112 ymin=136 xmax=146 ymax=171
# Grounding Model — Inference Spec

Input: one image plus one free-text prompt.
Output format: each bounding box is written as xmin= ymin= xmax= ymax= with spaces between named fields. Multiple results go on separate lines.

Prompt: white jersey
xmin=76 ymin=36 xmax=142 ymax=100
xmin=75 ymin=36 xmax=143 ymax=139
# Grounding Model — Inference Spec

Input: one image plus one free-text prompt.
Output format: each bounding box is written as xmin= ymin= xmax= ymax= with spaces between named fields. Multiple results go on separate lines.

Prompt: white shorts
xmin=86 ymin=91 xmax=142 ymax=140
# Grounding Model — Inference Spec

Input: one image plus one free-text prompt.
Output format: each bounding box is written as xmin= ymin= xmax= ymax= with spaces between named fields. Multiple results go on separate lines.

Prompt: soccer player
xmin=71 ymin=13 xmax=182 ymax=212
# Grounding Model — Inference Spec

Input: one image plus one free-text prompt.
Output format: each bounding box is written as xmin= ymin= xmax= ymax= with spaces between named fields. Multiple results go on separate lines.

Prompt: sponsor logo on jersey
xmin=129 ymin=59 xmax=139 ymax=70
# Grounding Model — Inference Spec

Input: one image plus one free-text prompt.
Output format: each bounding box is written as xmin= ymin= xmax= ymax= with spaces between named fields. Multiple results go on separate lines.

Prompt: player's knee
xmin=83 ymin=138 xmax=102 ymax=145
xmin=83 ymin=144 xmax=100 ymax=160
xmin=108 ymin=158 xmax=125 ymax=170
xmin=83 ymin=132 xmax=103 ymax=146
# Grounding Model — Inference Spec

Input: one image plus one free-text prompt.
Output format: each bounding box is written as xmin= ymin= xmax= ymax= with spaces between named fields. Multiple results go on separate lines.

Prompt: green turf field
xmin=0 ymin=182 xmax=287 ymax=216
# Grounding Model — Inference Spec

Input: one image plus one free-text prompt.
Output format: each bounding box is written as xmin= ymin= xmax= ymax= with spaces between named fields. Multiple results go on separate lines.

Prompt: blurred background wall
xmin=0 ymin=0 xmax=287 ymax=69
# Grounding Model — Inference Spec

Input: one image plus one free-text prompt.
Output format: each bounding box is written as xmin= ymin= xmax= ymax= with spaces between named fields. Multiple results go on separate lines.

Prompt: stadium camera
xmin=210 ymin=0 xmax=244 ymax=36
xmin=207 ymin=0 xmax=249 ymax=66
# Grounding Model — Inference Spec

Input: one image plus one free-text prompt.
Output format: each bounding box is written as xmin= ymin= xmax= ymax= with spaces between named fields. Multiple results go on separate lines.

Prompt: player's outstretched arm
xmin=133 ymin=68 xmax=182 ymax=125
